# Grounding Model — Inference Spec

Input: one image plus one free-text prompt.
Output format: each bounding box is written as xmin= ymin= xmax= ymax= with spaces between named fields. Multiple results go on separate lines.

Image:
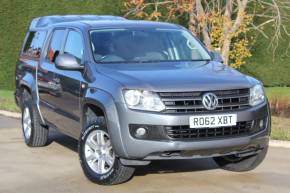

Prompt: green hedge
xmin=0 ymin=0 xmax=289 ymax=90
xmin=239 ymin=24 xmax=290 ymax=87
xmin=0 ymin=0 xmax=122 ymax=90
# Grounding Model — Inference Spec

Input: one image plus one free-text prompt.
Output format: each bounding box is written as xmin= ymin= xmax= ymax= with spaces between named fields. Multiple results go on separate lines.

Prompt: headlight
xmin=123 ymin=90 xmax=166 ymax=112
xmin=250 ymin=84 xmax=265 ymax=106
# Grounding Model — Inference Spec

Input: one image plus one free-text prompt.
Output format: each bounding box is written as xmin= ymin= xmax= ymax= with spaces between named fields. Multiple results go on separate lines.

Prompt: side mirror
xmin=55 ymin=54 xmax=84 ymax=71
xmin=210 ymin=51 xmax=224 ymax=63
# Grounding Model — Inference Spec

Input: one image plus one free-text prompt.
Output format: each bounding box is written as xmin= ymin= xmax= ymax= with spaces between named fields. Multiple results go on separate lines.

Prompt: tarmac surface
xmin=0 ymin=115 xmax=289 ymax=193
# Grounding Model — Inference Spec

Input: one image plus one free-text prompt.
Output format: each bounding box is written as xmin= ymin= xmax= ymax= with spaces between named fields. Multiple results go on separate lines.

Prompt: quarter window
xmin=47 ymin=30 xmax=66 ymax=62
xmin=64 ymin=31 xmax=84 ymax=63
xmin=23 ymin=31 xmax=47 ymax=58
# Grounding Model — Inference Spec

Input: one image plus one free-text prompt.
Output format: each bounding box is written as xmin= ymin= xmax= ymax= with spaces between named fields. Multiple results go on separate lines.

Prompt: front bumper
xmin=110 ymin=101 xmax=270 ymax=160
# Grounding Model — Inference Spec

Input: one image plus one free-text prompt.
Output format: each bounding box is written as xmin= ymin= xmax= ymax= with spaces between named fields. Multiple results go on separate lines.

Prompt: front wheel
xmin=213 ymin=146 xmax=268 ymax=172
xmin=79 ymin=123 xmax=135 ymax=185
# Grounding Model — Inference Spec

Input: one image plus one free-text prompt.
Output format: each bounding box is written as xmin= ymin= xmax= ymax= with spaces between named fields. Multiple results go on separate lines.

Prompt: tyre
xmin=213 ymin=146 xmax=268 ymax=172
xmin=79 ymin=122 xmax=135 ymax=185
xmin=21 ymin=89 xmax=48 ymax=147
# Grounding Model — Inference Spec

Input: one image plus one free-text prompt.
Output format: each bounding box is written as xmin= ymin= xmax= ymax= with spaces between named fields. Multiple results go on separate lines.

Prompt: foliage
xmin=239 ymin=19 xmax=290 ymax=87
xmin=270 ymin=98 xmax=290 ymax=118
xmin=0 ymin=0 xmax=289 ymax=89
xmin=0 ymin=90 xmax=19 ymax=112
xmin=210 ymin=12 xmax=253 ymax=68
xmin=0 ymin=0 xmax=122 ymax=90
xmin=124 ymin=0 xmax=255 ymax=67
xmin=124 ymin=0 xmax=290 ymax=70
xmin=271 ymin=116 xmax=290 ymax=141
xmin=265 ymin=87 xmax=290 ymax=100
xmin=265 ymin=87 xmax=290 ymax=118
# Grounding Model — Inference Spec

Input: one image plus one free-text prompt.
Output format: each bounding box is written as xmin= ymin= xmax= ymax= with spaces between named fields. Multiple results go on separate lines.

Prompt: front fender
xmin=82 ymin=88 xmax=128 ymax=158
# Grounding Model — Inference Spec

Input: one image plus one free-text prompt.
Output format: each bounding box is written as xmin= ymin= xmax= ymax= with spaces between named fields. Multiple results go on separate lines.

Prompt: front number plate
xmin=189 ymin=114 xmax=237 ymax=128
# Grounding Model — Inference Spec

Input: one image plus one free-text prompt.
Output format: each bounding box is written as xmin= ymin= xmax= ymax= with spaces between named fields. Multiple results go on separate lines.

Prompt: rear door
xmin=16 ymin=30 xmax=47 ymax=106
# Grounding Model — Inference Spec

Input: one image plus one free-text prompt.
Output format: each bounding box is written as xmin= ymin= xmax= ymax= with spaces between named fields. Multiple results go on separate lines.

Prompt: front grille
xmin=159 ymin=89 xmax=250 ymax=114
xmin=165 ymin=121 xmax=253 ymax=140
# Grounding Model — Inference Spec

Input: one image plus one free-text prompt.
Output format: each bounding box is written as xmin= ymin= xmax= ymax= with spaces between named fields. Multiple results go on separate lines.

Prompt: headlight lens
xmin=123 ymin=90 xmax=166 ymax=112
xmin=250 ymin=84 xmax=265 ymax=106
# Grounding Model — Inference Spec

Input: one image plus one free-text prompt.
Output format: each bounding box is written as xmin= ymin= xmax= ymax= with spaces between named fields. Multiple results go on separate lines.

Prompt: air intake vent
xmin=165 ymin=121 xmax=253 ymax=140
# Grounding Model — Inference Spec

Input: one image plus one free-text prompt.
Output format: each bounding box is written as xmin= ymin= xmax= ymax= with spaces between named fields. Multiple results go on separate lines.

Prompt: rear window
xmin=23 ymin=31 xmax=47 ymax=59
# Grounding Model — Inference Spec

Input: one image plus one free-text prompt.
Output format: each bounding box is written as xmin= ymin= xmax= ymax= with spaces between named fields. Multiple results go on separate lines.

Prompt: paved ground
xmin=0 ymin=115 xmax=290 ymax=193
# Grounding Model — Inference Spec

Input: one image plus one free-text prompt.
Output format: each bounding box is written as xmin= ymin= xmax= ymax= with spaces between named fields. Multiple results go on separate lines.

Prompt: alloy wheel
xmin=22 ymin=107 xmax=32 ymax=140
xmin=84 ymin=130 xmax=115 ymax=174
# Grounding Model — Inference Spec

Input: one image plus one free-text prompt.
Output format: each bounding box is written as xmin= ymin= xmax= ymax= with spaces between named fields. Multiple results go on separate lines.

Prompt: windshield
xmin=90 ymin=28 xmax=211 ymax=63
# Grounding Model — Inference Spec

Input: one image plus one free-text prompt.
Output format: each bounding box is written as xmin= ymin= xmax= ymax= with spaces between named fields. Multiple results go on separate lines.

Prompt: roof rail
xmin=29 ymin=15 xmax=126 ymax=29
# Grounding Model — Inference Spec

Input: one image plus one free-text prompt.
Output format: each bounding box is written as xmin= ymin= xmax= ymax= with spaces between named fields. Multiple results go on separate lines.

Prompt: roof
xmin=80 ymin=20 xmax=181 ymax=29
xmin=29 ymin=15 xmax=126 ymax=29
xmin=29 ymin=15 xmax=181 ymax=30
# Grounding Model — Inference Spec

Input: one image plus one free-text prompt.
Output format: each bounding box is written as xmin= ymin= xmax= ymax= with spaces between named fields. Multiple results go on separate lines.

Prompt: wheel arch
xmin=18 ymin=73 xmax=46 ymax=125
xmin=19 ymin=73 xmax=37 ymax=103
xmin=82 ymin=99 xmax=107 ymax=129
xmin=20 ymin=84 xmax=32 ymax=96
xmin=81 ymin=88 xmax=128 ymax=158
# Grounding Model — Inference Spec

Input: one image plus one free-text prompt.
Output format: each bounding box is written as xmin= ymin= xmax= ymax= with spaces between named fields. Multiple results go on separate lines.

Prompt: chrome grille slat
xmin=159 ymin=88 xmax=250 ymax=114
xmin=217 ymin=94 xmax=249 ymax=99
xmin=161 ymin=97 xmax=202 ymax=101
xmin=165 ymin=105 xmax=204 ymax=110
xmin=217 ymin=103 xmax=249 ymax=107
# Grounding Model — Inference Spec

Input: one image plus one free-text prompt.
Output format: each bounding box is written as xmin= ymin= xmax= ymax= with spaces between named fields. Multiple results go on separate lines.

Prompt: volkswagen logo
xmin=202 ymin=93 xmax=218 ymax=110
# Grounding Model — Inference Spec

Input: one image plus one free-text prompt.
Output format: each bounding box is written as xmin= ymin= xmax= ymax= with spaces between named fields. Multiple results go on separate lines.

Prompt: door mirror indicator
xmin=55 ymin=54 xmax=84 ymax=70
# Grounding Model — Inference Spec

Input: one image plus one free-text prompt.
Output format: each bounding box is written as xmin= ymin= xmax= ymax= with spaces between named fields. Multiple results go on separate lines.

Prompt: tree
xmin=124 ymin=0 xmax=290 ymax=67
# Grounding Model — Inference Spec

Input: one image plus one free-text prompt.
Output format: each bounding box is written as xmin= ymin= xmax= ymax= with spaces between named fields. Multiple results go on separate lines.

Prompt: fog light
xmin=259 ymin=120 xmax=264 ymax=128
xmin=259 ymin=119 xmax=267 ymax=129
xmin=135 ymin=127 xmax=147 ymax=137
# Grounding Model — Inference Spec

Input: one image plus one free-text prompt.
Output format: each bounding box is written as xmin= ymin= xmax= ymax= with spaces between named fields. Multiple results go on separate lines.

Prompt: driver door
xmin=52 ymin=29 xmax=85 ymax=138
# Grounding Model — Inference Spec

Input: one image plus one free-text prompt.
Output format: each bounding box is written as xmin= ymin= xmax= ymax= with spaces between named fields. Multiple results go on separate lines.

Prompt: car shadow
xmin=134 ymin=158 xmax=218 ymax=176
xmin=47 ymin=129 xmax=219 ymax=175
xmin=47 ymin=128 xmax=79 ymax=153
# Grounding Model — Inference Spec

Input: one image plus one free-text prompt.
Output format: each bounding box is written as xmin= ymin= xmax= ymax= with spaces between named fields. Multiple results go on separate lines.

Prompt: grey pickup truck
xmin=15 ymin=15 xmax=271 ymax=185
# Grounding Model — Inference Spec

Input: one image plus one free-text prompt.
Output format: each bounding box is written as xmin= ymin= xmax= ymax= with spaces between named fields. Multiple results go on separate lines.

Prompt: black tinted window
xmin=47 ymin=30 xmax=65 ymax=62
xmin=64 ymin=31 xmax=84 ymax=63
xmin=23 ymin=31 xmax=47 ymax=58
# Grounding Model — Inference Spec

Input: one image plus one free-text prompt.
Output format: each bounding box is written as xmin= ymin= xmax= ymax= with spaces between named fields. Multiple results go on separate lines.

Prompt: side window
xmin=64 ymin=31 xmax=84 ymax=63
xmin=23 ymin=31 xmax=47 ymax=58
xmin=47 ymin=30 xmax=66 ymax=62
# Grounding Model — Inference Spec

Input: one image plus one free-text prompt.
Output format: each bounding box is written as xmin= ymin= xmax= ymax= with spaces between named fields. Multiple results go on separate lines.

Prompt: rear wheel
xmin=213 ymin=146 xmax=268 ymax=172
xmin=79 ymin=120 xmax=135 ymax=185
xmin=21 ymin=89 xmax=48 ymax=147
